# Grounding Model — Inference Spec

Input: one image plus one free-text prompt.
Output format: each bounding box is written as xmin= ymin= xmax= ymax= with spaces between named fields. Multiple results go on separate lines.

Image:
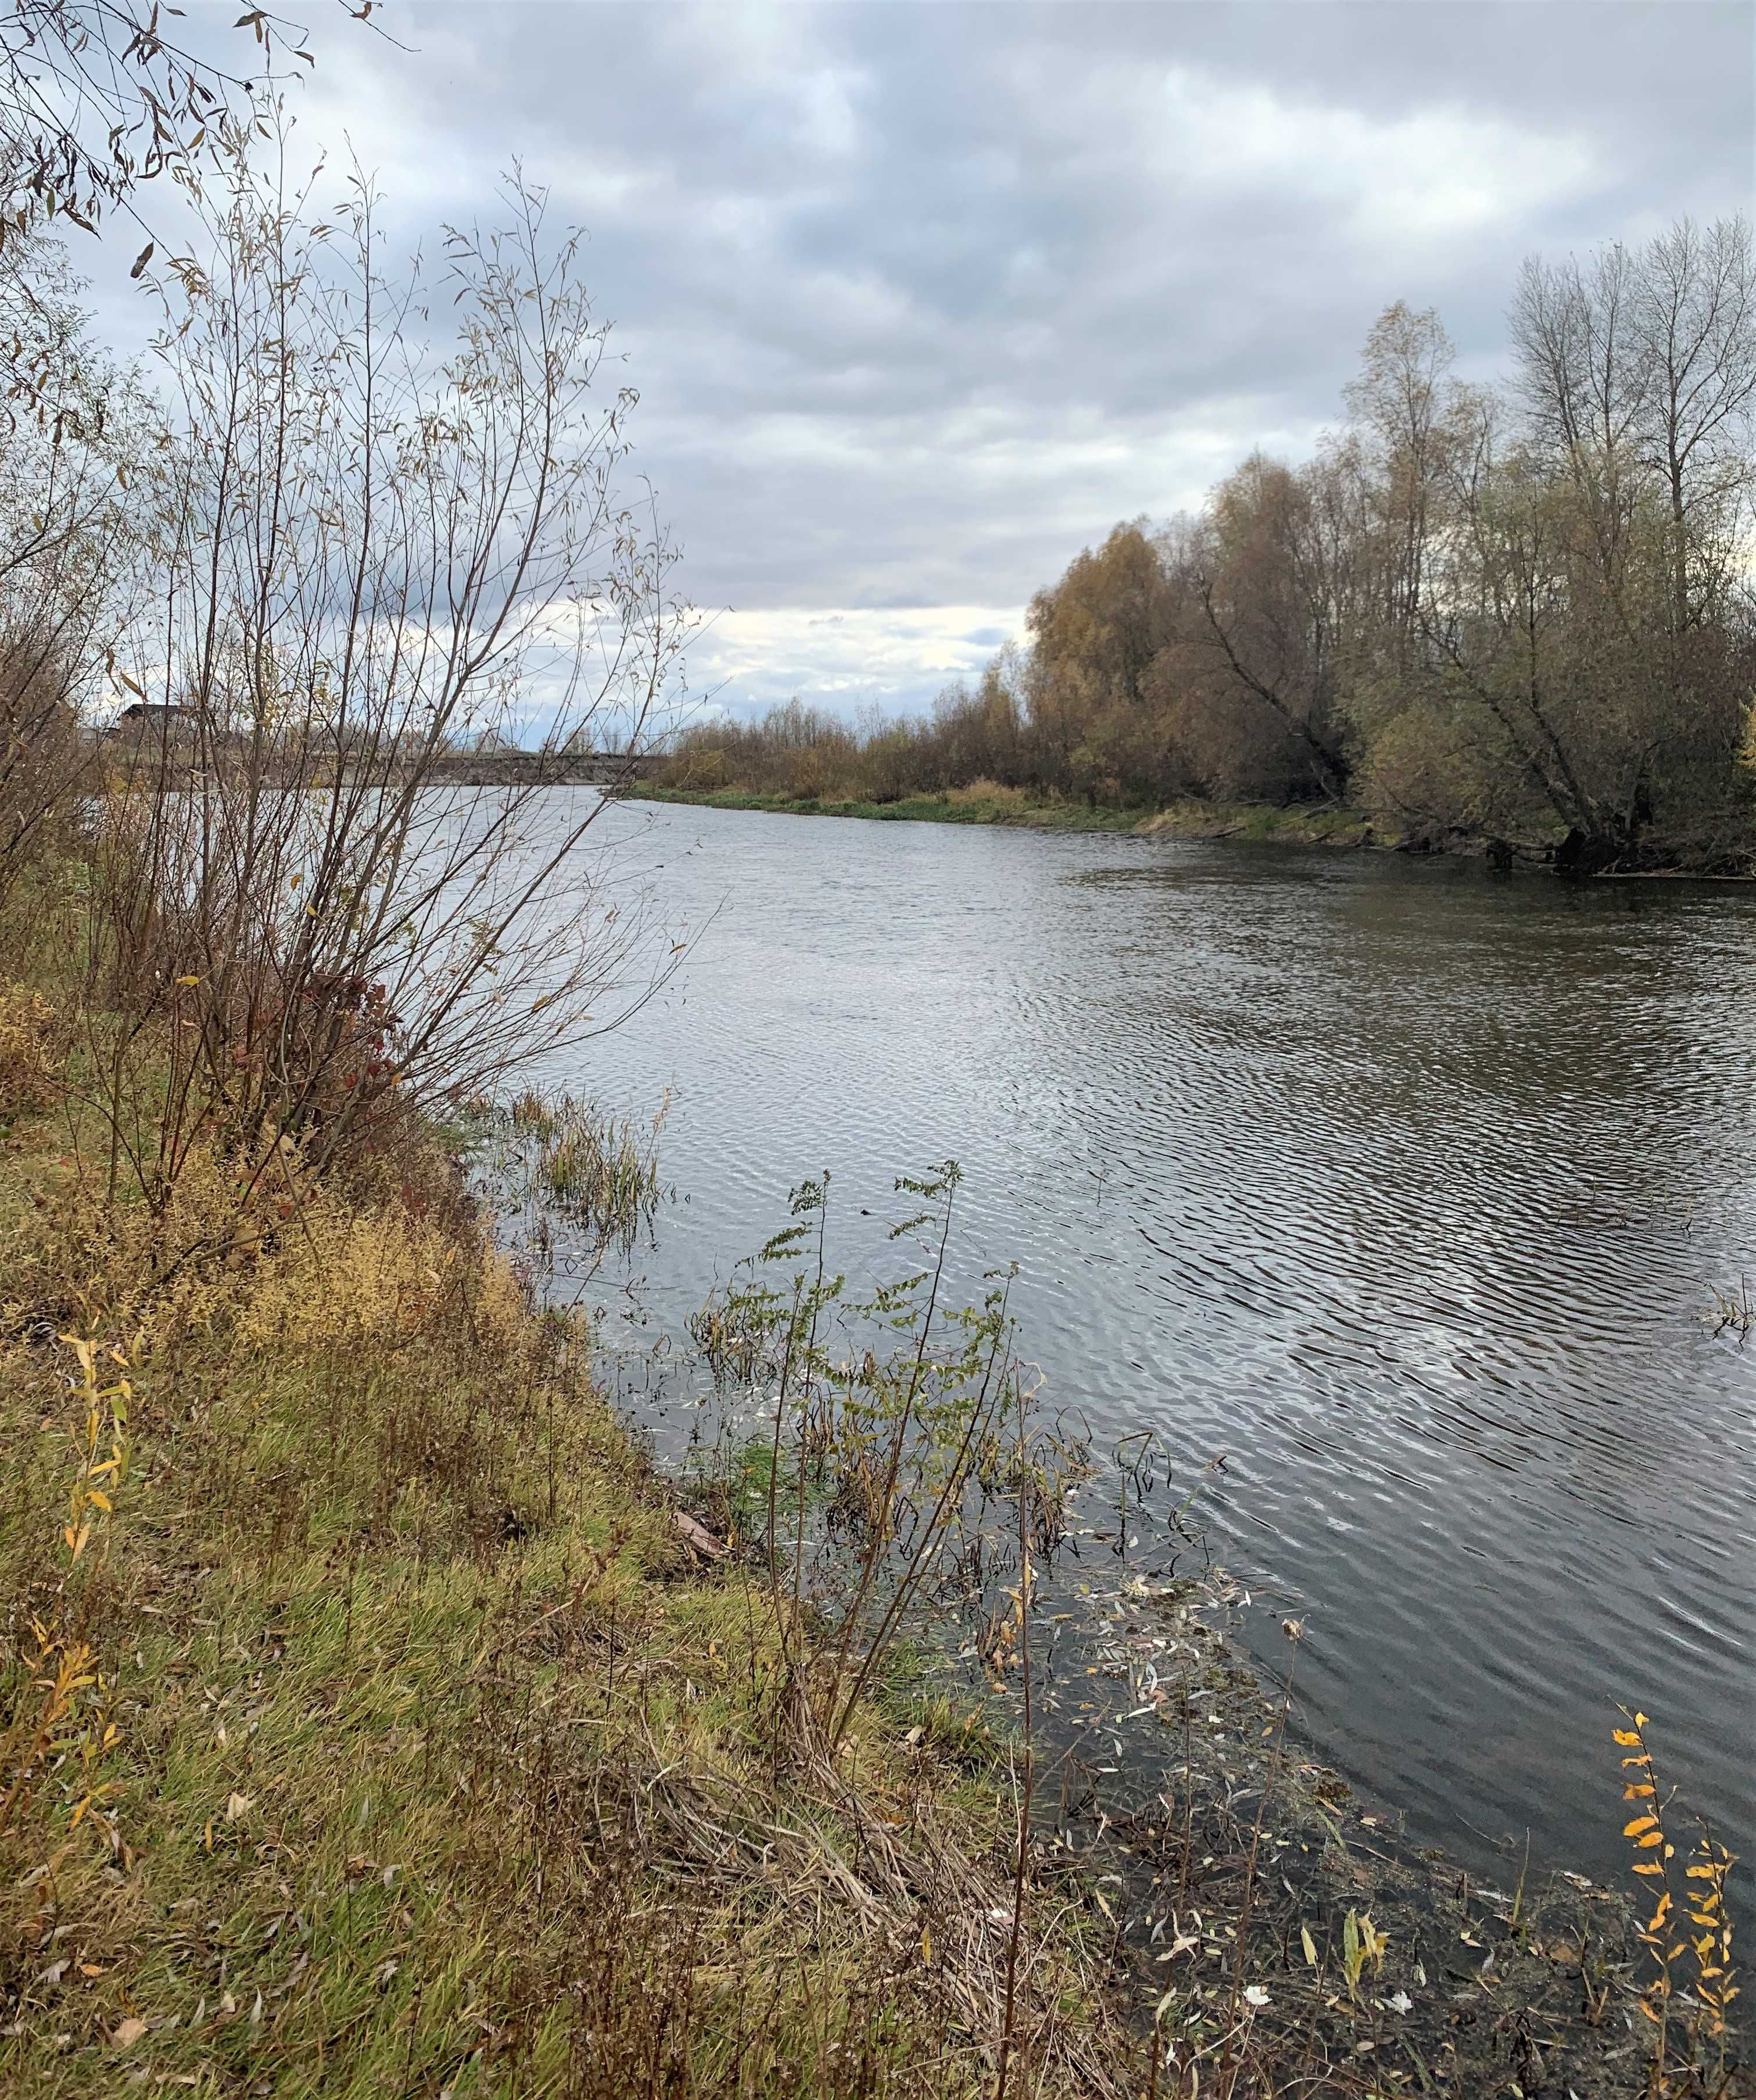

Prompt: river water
xmin=537 ymin=792 xmax=1755 ymax=1901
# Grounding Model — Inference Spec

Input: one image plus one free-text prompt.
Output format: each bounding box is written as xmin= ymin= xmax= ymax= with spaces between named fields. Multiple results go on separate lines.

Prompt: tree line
xmin=666 ymin=215 xmax=1756 ymax=871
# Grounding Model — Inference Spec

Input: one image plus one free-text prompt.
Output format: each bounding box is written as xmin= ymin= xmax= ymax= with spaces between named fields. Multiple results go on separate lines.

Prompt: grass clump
xmin=0 ymin=984 xmax=66 ymax=1124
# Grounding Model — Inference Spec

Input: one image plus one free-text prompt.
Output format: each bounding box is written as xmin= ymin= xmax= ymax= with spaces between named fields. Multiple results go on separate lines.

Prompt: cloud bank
xmin=98 ymin=2 xmax=1756 ymax=722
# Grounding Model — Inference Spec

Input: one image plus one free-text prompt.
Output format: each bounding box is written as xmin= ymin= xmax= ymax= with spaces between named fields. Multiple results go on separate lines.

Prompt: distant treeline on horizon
xmin=661 ymin=214 xmax=1756 ymax=875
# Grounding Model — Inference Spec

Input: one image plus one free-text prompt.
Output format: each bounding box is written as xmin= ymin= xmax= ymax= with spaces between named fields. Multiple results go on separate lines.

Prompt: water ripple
xmin=547 ymin=800 xmax=1756 ymax=1901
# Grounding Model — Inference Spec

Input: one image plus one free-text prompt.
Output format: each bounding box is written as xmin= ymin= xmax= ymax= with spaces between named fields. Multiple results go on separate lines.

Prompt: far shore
xmin=625 ymin=784 xmax=1756 ymax=881
xmin=625 ymin=783 xmax=1381 ymax=846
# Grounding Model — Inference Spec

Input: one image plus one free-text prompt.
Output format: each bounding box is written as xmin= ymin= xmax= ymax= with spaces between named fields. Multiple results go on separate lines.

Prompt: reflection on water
xmin=533 ymin=795 xmax=1756 ymax=1898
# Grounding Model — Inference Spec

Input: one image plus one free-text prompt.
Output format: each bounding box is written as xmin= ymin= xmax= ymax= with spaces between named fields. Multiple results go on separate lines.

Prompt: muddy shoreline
xmin=973 ymin=1553 xmax=1740 ymax=2096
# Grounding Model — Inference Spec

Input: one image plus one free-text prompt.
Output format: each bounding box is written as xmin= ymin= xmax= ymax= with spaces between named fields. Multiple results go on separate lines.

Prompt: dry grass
xmin=0 ymin=986 xmax=64 ymax=1123
xmin=0 ymin=1047 xmax=1137 ymax=2098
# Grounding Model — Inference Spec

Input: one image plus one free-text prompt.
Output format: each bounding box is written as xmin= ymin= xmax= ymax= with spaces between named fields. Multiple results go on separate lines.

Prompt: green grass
xmin=629 ymin=784 xmax=1383 ymax=845
xmin=1133 ymin=798 xmax=1381 ymax=847
xmin=629 ymin=784 xmax=1144 ymax=830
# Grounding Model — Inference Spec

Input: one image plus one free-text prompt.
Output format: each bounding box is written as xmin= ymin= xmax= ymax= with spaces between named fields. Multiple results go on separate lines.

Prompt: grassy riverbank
xmin=632 ymin=783 xmax=1384 ymax=847
xmin=0 ymin=873 xmax=1736 ymax=2098
xmin=0 ymin=969 xmax=1131 ymax=2094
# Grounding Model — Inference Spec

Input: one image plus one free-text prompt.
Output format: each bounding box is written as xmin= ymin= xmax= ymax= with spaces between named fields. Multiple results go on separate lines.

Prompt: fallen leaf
xmin=111 ymin=2017 xmax=147 ymax=2049
xmin=673 ymin=1510 xmax=728 ymax=1560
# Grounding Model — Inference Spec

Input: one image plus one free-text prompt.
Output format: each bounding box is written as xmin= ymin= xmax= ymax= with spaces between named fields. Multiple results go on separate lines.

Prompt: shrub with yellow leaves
xmin=1614 ymin=1706 xmax=1739 ymax=2093
xmin=0 ymin=1334 xmax=132 ymax=1866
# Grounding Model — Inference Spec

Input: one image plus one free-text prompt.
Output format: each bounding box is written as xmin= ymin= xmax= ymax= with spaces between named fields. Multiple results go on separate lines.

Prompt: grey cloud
xmin=83 ymin=1 xmax=1756 ymax=718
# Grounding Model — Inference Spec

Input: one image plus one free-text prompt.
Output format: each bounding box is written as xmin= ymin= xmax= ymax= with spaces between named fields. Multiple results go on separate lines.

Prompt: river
xmin=531 ymin=791 xmax=1755 ymax=1904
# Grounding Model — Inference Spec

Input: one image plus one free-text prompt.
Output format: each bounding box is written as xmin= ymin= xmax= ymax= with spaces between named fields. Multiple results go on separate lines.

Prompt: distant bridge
xmin=94 ymin=728 xmax=666 ymax=791
xmin=428 ymin=748 xmax=664 ymax=788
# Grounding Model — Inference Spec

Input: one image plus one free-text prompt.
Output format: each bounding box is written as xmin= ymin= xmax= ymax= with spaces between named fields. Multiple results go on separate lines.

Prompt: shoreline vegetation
xmin=630 ymin=782 xmax=1397 ymax=851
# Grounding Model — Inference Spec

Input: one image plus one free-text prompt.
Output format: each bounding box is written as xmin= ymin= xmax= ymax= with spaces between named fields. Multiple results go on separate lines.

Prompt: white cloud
xmin=684 ymin=604 xmax=1028 ymax=722
xmin=1141 ymin=67 xmax=1600 ymax=255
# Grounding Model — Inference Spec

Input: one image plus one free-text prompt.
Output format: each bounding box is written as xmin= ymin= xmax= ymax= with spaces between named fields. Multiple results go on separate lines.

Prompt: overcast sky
xmin=93 ymin=2 xmax=1756 ymax=722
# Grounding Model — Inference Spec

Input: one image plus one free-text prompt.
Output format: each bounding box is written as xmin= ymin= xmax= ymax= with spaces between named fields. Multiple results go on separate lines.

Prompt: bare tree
xmin=0 ymin=0 xmax=350 ymax=247
xmin=0 ymin=223 xmax=144 ymax=915
xmin=1342 ymin=302 xmax=1456 ymax=667
xmin=1510 ymin=218 xmax=1756 ymax=634
xmin=1169 ymin=456 xmax=1352 ymax=801
xmin=82 ymin=134 xmax=693 ymax=1214
xmin=1511 ymin=242 xmax=1655 ymax=660
xmin=1630 ymin=215 xmax=1756 ymax=632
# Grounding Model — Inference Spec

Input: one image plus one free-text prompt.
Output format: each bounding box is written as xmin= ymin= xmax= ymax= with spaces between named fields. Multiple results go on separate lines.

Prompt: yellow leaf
xmin=175 ymin=974 xmax=200 ymax=987
xmin=1636 ymin=1831 xmax=1665 ymax=1848
xmin=85 ymin=1490 xmax=111 ymax=1513
xmin=1632 ymin=1862 xmax=1665 ymax=1876
xmin=111 ymin=2017 xmax=146 ymax=2050
xmin=1612 ymin=1728 xmax=1642 ymax=1746
xmin=1301 ymin=1925 xmax=1318 ymax=1967
xmin=920 ymin=1924 xmax=931 ymax=1963
xmin=1624 ymin=1816 xmax=1659 ymax=1838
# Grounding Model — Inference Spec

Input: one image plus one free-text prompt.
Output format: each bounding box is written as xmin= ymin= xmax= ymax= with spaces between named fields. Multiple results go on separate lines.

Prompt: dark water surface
xmin=550 ymin=794 xmax=1755 ymax=1897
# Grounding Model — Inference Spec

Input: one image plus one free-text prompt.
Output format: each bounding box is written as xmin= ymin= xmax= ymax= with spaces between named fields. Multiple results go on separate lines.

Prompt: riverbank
xmin=0 ymin=867 xmax=1735 ymax=2098
xmin=630 ymin=783 xmax=1382 ymax=846
xmin=0 ymin=963 xmax=1133 ymax=2094
xmin=630 ymin=784 xmax=1756 ymax=881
